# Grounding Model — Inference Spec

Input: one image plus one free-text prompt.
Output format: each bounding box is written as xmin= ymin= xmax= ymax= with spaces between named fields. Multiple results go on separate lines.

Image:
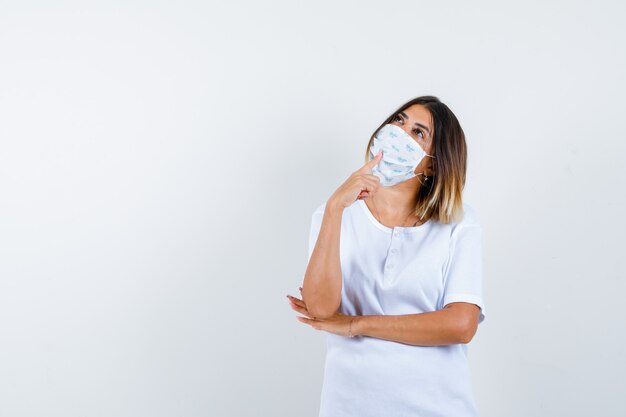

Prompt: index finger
xmin=358 ymin=150 xmax=383 ymax=173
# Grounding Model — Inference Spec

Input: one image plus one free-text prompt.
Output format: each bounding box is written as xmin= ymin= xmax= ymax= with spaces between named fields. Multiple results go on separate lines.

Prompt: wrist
xmin=326 ymin=197 xmax=345 ymax=214
xmin=351 ymin=315 xmax=366 ymax=337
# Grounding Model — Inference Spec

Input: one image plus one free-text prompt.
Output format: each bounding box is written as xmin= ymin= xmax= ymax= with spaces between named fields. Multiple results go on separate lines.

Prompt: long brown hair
xmin=364 ymin=96 xmax=467 ymax=224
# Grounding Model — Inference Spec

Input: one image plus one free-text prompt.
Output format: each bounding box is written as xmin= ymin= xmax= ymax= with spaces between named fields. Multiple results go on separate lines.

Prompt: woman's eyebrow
xmin=399 ymin=111 xmax=432 ymax=136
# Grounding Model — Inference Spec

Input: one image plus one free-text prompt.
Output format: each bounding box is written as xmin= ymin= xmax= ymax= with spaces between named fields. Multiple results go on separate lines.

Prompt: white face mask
xmin=369 ymin=123 xmax=434 ymax=187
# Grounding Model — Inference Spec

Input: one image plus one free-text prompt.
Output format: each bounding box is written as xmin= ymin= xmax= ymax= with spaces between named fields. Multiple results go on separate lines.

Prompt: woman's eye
xmin=412 ymin=128 xmax=424 ymax=139
xmin=392 ymin=114 xmax=424 ymax=139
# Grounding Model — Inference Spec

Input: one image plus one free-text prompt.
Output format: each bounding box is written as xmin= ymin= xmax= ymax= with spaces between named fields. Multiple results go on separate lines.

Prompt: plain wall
xmin=1 ymin=1 xmax=624 ymax=416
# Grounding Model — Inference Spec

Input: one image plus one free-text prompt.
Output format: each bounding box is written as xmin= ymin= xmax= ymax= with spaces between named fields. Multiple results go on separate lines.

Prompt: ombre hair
xmin=364 ymin=96 xmax=468 ymax=225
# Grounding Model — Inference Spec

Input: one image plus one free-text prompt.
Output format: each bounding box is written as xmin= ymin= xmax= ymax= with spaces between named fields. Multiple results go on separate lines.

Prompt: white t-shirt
xmin=307 ymin=198 xmax=486 ymax=417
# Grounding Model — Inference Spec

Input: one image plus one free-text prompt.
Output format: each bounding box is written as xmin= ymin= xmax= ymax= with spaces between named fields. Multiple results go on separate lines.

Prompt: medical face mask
xmin=369 ymin=123 xmax=434 ymax=187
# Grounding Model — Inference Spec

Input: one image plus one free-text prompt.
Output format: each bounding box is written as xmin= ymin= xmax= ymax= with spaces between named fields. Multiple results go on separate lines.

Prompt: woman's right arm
xmin=301 ymin=199 xmax=345 ymax=319
xmin=301 ymin=151 xmax=383 ymax=319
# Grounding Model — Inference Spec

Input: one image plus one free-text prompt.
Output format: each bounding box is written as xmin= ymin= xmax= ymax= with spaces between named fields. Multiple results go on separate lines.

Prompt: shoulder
xmin=309 ymin=201 xmax=327 ymax=227
xmin=457 ymin=203 xmax=481 ymax=228
xmin=445 ymin=203 xmax=482 ymax=239
xmin=310 ymin=200 xmax=360 ymax=223
xmin=312 ymin=201 xmax=327 ymax=217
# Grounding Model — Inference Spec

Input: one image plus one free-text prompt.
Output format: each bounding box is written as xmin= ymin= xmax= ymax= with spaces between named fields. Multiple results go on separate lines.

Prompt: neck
xmin=374 ymin=177 xmax=422 ymax=214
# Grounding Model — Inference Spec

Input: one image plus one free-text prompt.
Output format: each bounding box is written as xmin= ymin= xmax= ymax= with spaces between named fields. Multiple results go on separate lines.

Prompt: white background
xmin=1 ymin=1 xmax=624 ymax=416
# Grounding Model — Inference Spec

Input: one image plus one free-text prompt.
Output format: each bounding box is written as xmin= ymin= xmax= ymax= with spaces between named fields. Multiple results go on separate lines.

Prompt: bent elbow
xmin=300 ymin=285 xmax=341 ymax=320
xmin=304 ymin=294 xmax=341 ymax=320
xmin=307 ymin=304 xmax=339 ymax=320
xmin=458 ymin=322 xmax=478 ymax=344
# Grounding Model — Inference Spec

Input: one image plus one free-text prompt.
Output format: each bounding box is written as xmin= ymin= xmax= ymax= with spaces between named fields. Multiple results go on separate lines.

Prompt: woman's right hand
xmin=327 ymin=150 xmax=383 ymax=210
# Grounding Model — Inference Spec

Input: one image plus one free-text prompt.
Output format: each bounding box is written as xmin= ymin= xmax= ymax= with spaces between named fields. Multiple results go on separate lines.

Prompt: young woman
xmin=287 ymin=95 xmax=486 ymax=417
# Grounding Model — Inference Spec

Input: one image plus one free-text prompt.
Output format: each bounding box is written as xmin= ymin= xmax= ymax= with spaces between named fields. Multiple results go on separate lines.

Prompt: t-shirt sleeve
xmin=442 ymin=224 xmax=486 ymax=324
xmin=307 ymin=203 xmax=326 ymax=262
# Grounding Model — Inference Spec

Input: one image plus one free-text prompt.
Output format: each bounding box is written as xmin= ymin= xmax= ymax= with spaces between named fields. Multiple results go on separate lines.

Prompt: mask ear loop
xmin=422 ymin=154 xmax=436 ymax=182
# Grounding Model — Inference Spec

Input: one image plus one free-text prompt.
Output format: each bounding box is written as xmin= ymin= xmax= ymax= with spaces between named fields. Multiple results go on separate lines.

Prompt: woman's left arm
xmin=353 ymin=302 xmax=481 ymax=346
xmin=288 ymin=289 xmax=481 ymax=346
